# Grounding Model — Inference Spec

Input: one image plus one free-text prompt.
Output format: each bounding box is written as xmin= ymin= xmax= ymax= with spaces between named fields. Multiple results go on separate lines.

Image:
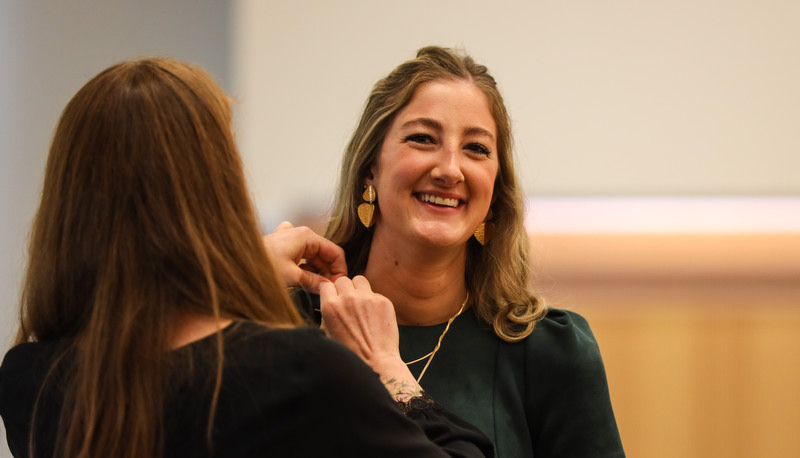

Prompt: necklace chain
xmin=404 ymin=292 xmax=469 ymax=383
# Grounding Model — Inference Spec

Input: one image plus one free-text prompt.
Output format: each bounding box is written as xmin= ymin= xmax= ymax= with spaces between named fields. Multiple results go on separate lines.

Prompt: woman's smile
xmin=367 ymin=79 xmax=498 ymax=249
xmin=416 ymin=192 xmax=462 ymax=208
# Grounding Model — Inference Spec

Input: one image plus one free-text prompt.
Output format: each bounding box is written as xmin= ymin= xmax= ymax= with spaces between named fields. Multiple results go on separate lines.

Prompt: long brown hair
xmin=325 ymin=46 xmax=546 ymax=342
xmin=17 ymin=58 xmax=302 ymax=457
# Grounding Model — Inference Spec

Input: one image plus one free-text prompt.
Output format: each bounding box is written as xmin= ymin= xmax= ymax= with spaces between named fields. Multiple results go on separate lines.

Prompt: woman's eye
xmin=466 ymin=143 xmax=491 ymax=156
xmin=405 ymin=133 xmax=435 ymax=145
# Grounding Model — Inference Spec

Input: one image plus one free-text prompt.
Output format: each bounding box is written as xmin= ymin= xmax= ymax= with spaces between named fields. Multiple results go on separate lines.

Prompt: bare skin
xmin=363 ymin=234 xmax=468 ymax=326
xmin=263 ymin=221 xmax=348 ymax=293
xmin=172 ymin=313 xmax=233 ymax=349
xmin=362 ymin=80 xmax=499 ymax=326
xmin=319 ymin=276 xmax=423 ymax=402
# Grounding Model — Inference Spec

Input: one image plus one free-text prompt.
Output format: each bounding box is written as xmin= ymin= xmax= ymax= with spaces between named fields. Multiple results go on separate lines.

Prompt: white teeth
xmin=420 ymin=193 xmax=459 ymax=207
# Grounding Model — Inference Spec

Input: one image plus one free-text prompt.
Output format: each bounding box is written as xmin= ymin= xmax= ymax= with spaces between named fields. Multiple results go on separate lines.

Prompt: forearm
xmin=370 ymin=357 xmax=424 ymax=402
xmin=382 ymin=375 xmax=423 ymax=403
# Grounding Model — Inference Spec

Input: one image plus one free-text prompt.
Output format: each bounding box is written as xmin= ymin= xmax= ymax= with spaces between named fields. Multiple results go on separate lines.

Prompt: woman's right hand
xmin=262 ymin=221 xmax=347 ymax=294
xmin=319 ymin=276 xmax=423 ymax=402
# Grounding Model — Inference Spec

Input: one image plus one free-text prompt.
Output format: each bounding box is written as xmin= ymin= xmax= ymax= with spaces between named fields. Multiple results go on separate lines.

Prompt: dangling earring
xmin=357 ymin=185 xmax=377 ymax=228
xmin=473 ymin=209 xmax=494 ymax=245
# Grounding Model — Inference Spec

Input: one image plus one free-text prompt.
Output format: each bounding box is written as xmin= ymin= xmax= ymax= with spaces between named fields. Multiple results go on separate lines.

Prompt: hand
xmin=319 ymin=276 xmax=399 ymax=361
xmin=262 ymin=221 xmax=347 ymax=294
xmin=320 ymin=276 xmax=422 ymax=401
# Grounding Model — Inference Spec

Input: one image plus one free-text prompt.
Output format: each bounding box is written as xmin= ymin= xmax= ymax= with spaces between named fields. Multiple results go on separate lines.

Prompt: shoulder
xmin=218 ymin=321 xmax=385 ymax=393
xmin=1 ymin=342 xmax=39 ymax=398
xmin=184 ymin=322 xmax=394 ymax=421
xmin=1 ymin=340 xmax=59 ymax=368
xmin=208 ymin=323 xmax=432 ymax=454
xmin=523 ymin=308 xmax=606 ymax=379
xmin=2 ymin=342 xmax=39 ymax=371
xmin=521 ymin=310 xmax=625 ymax=455
xmin=0 ymin=340 xmax=67 ymax=455
xmin=528 ymin=308 xmax=596 ymax=346
xmin=1 ymin=340 xmax=64 ymax=388
xmin=222 ymin=321 xmax=367 ymax=366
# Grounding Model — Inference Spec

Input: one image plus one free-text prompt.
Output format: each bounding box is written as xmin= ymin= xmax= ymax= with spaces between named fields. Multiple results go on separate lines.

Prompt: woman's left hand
xmin=320 ymin=276 xmax=422 ymax=402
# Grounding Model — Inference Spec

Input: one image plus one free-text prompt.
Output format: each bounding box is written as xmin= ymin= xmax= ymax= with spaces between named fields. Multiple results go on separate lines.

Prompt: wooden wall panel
xmin=530 ymin=232 xmax=800 ymax=458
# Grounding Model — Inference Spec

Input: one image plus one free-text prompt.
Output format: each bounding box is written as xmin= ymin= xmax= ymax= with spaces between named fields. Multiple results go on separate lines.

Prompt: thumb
xmin=297 ymin=270 xmax=328 ymax=294
xmin=272 ymin=220 xmax=294 ymax=233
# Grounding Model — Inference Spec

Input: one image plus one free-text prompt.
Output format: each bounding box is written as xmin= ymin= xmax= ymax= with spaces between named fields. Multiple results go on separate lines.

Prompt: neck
xmin=364 ymin=235 xmax=468 ymax=326
xmin=172 ymin=311 xmax=233 ymax=349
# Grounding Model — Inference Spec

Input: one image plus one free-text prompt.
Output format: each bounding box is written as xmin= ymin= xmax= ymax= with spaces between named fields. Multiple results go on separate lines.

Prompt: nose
xmin=430 ymin=148 xmax=464 ymax=186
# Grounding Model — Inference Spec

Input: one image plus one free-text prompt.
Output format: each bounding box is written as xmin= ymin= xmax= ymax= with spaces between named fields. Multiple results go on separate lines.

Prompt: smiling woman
xmin=295 ymin=46 xmax=626 ymax=457
xmin=366 ymin=79 xmax=499 ymax=262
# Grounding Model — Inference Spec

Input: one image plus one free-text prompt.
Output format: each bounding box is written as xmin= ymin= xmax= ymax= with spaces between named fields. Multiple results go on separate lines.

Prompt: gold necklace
xmin=404 ymin=293 xmax=468 ymax=383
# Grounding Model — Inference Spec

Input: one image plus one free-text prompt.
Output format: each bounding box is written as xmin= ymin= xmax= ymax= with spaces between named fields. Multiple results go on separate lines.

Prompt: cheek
xmin=380 ymin=160 xmax=426 ymax=191
xmin=473 ymin=165 xmax=499 ymax=200
xmin=372 ymin=166 xmax=415 ymax=210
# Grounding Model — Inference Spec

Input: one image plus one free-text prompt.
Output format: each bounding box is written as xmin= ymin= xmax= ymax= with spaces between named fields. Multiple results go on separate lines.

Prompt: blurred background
xmin=1 ymin=1 xmax=798 ymax=456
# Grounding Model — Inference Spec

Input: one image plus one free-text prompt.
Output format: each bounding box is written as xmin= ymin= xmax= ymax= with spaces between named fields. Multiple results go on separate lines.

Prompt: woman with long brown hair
xmin=297 ymin=46 xmax=625 ymax=456
xmin=0 ymin=58 xmax=492 ymax=457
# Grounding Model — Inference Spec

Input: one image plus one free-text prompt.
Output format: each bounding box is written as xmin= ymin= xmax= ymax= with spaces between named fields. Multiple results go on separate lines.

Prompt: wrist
xmin=370 ymin=356 xmax=422 ymax=402
xmin=394 ymin=391 xmax=438 ymax=417
xmin=382 ymin=376 xmax=423 ymax=403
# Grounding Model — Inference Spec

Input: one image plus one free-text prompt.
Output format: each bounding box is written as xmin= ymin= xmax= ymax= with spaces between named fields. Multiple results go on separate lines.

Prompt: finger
xmin=327 ymin=272 xmax=348 ymax=283
xmin=278 ymin=227 xmax=347 ymax=280
xmin=305 ymin=237 xmax=348 ymax=279
xmin=299 ymin=263 xmax=319 ymax=274
xmin=332 ymin=275 xmax=356 ymax=293
xmin=351 ymin=275 xmax=373 ymax=291
xmin=272 ymin=221 xmax=294 ymax=233
xmin=319 ymin=280 xmax=337 ymax=303
xmin=299 ymin=264 xmax=348 ymax=286
xmin=296 ymin=270 xmax=332 ymax=295
xmin=303 ymin=265 xmax=345 ymax=282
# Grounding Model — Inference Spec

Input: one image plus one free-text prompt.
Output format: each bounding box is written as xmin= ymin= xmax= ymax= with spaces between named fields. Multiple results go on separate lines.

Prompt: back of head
xmin=22 ymin=58 xmax=299 ymax=342
xmin=18 ymin=58 xmax=300 ymax=457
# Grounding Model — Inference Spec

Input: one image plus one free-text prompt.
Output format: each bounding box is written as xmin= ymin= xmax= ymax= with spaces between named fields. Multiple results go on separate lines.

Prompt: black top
xmin=296 ymin=292 xmax=625 ymax=457
xmin=0 ymin=322 xmax=493 ymax=457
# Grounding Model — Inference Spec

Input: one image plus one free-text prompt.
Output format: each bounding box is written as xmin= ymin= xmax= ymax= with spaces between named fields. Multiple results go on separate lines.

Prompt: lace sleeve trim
xmin=394 ymin=392 xmax=443 ymax=418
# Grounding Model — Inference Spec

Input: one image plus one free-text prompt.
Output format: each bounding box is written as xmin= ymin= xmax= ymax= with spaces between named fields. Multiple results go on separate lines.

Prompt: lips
xmin=417 ymin=193 xmax=461 ymax=208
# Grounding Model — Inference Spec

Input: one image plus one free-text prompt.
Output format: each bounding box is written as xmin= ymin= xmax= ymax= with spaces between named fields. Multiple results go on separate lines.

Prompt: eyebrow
xmin=464 ymin=126 xmax=495 ymax=142
xmin=401 ymin=117 xmax=496 ymax=142
xmin=401 ymin=117 xmax=442 ymax=132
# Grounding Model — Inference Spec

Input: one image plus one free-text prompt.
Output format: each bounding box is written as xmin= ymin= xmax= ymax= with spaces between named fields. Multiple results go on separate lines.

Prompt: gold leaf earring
xmin=473 ymin=208 xmax=494 ymax=246
xmin=357 ymin=185 xmax=377 ymax=228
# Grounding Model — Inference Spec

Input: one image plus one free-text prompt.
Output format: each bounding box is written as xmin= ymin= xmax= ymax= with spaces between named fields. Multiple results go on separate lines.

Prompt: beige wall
xmin=232 ymin=0 xmax=800 ymax=230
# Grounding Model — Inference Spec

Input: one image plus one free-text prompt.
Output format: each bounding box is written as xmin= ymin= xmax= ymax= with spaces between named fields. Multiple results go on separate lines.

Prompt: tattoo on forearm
xmin=383 ymin=377 xmax=423 ymax=402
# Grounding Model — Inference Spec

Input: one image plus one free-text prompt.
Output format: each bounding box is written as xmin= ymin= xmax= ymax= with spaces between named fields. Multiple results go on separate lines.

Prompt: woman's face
xmin=367 ymin=79 xmax=499 ymax=250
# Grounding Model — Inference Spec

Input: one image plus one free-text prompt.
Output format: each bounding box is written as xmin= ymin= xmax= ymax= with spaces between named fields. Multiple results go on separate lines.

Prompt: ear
xmin=364 ymin=166 xmax=376 ymax=187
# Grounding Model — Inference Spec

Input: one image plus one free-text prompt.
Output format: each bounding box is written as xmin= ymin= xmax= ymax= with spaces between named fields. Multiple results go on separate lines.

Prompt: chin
xmin=414 ymin=228 xmax=470 ymax=248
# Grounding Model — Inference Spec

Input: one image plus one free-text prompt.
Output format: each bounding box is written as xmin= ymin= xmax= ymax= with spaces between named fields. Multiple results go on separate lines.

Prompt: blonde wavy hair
xmin=325 ymin=46 xmax=546 ymax=342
